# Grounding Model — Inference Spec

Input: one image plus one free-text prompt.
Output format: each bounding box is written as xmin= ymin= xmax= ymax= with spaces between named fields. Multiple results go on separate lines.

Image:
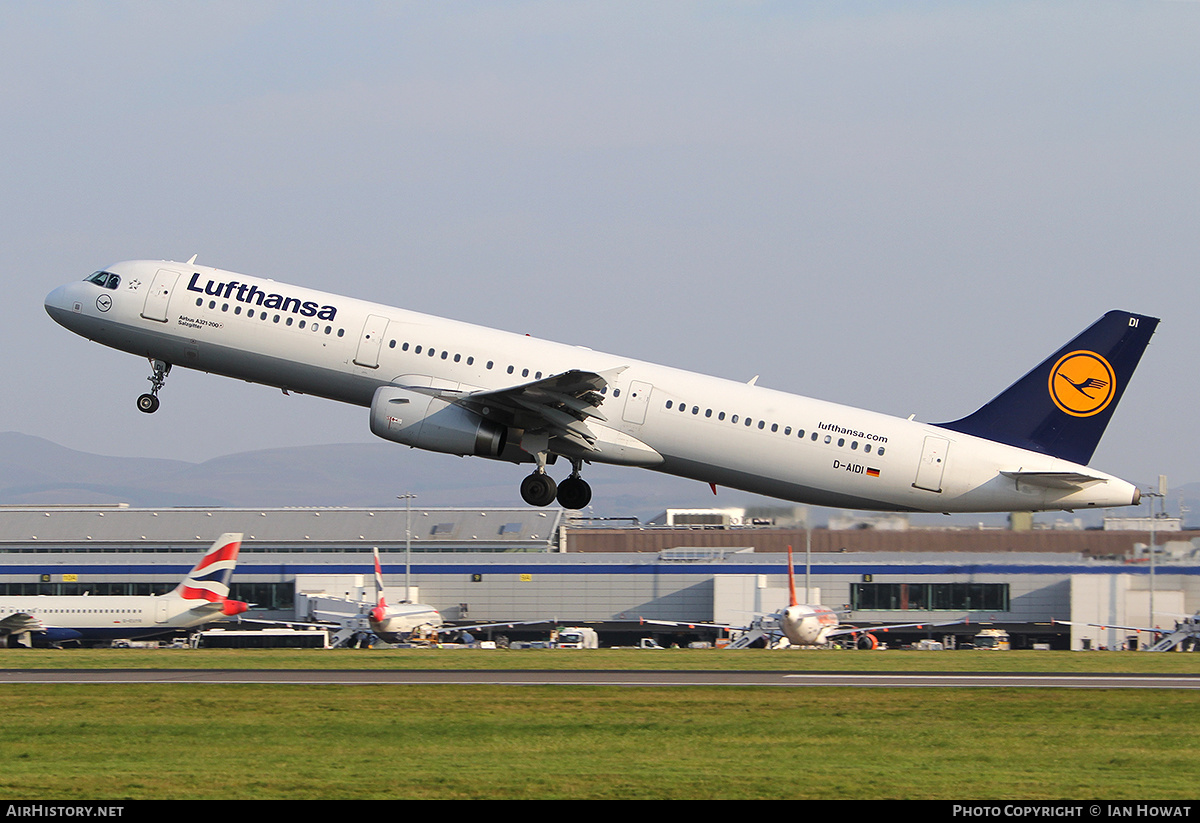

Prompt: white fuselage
xmin=0 ymin=593 xmax=232 ymax=644
xmin=45 ymin=260 xmax=1140 ymax=513
xmin=372 ymin=602 xmax=444 ymax=637
xmin=779 ymin=604 xmax=842 ymax=646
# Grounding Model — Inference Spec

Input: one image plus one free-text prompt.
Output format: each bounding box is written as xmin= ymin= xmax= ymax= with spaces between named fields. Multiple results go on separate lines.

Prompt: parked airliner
xmin=45 ymin=259 xmax=1158 ymax=512
xmin=0 ymin=533 xmax=247 ymax=647
xmin=367 ymin=547 xmax=443 ymax=639
xmin=644 ymin=545 xmax=961 ymax=648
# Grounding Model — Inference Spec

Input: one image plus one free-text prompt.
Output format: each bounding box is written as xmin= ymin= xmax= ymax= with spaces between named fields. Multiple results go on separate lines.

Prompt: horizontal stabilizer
xmin=999 ymin=470 xmax=1106 ymax=490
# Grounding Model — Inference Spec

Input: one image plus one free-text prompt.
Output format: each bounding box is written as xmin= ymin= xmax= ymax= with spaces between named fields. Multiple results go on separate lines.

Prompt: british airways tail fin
xmin=172 ymin=533 xmax=247 ymax=616
xmin=370 ymin=547 xmax=388 ymax=625
xmin=937 ymin=310 xmax=1158 ymax=465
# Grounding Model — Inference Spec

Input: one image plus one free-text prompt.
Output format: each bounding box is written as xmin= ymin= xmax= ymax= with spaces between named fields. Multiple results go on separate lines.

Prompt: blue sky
xmin=4 ymin=2 xmax=1198 ymax=510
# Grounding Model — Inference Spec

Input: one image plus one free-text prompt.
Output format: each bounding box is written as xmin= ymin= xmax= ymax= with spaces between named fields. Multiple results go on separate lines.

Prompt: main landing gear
xmin=519 ymin=458 xmax=593 ymax=510
xmin=137 ymin=359 xmax=171 ymax=414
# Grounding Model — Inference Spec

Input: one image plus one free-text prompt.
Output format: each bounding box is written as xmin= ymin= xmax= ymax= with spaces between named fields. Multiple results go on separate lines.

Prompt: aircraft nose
xmin=44 ymin=284 xmax=68 ymax=312
xmin=44 ymin=283 xmax=78 ymax=325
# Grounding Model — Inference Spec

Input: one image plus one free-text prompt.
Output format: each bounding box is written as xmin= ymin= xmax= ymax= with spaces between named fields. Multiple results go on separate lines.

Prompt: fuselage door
xmin=913 ymin=435 xmax=950 ymax=493
xmin=141 ymin=269 xmax=181 ymax=322
xmin=353 ymin=314 xmax=391 ymax=369
xmin=622 ymin=381 xmax=654 ymax=425
xmin=155 ymin=598 xmax=170 ymax=624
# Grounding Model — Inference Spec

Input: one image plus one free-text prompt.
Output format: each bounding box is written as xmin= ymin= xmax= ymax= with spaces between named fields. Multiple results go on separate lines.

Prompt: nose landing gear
xmin=137 ymin=359 xmax=171 ymax=414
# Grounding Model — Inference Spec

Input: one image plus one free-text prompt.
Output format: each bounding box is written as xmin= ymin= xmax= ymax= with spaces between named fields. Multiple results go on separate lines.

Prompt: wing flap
xmin=446 ymin=367 xmax=627 ymax=450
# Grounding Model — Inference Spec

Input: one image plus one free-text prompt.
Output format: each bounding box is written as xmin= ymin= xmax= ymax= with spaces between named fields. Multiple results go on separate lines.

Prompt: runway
xmin=3 ymin=669 xmax=1199 ymax=688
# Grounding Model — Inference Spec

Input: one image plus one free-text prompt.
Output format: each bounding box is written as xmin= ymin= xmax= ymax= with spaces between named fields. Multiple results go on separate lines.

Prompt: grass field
xmin=3 ymin=646 xmax=1200 ymax=672
xmin=2 ymin=649 xmax=1197 ymax=800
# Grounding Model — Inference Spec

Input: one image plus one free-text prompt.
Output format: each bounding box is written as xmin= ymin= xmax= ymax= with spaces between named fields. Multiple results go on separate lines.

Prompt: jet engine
xmin=370 ymin=385 xmax=507 ymax=458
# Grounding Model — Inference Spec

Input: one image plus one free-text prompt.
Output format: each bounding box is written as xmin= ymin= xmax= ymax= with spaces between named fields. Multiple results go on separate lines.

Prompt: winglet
xmin=938 ymin=310 xmax=1158 ymax=465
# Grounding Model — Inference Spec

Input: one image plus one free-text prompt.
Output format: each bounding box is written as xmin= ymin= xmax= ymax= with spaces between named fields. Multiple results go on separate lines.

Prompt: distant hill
xmin=0 ymin=432 xmax=750 ymax=518
xmin=1 ymin=432 xmax=1192 ymax=527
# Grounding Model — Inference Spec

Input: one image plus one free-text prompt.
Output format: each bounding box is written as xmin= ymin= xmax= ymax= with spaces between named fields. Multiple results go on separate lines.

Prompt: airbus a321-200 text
xmin=45 ymin=259 xmax=1158 ymax=513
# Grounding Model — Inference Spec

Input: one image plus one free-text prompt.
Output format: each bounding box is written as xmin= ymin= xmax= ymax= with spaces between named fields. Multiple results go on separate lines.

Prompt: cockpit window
xmin=86 ymin=271 xmax=120 ymax=290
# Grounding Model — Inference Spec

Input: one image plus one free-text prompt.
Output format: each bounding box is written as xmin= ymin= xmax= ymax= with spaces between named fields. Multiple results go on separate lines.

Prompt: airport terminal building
xmin=1 ymin=504 xmax=1197 ymax=649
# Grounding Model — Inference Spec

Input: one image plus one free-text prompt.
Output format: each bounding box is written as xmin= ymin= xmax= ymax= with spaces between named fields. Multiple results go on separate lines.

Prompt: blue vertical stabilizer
xmin=937 ymin=311 xmax=1159 ymax=465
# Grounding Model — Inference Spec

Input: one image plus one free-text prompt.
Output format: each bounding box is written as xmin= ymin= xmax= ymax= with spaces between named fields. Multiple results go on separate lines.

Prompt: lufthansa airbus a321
xmin=45 ymin=259 xmax=1158 ymax=513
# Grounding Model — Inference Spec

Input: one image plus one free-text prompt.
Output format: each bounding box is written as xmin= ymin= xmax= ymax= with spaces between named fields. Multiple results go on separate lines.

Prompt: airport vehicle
xmin=973 ymin=629 xmax=1011 ymax=650
xmin=45 ymin=260 xmax=1157 ymax=512
xmin=195 ymin=627 xmax=330 ymax=649
xmin=0 ymin=533 xmax=247 ymax=647
xmin=554 ymin=627 xmax=599 ymax=649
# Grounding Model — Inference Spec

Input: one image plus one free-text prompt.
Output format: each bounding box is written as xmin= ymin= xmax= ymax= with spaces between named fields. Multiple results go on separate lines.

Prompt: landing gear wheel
xmin=520 ymin=472 xmax=558 ymax=507
xmin=556 ymin=476 xmax=592 ymax=510
xmin=139 ymin=359 xmax=171 ymax=414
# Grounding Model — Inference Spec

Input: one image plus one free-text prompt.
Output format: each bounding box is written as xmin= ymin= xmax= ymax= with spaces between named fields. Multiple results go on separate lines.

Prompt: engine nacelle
xmin=370 ymin=386 xmax=507 ymax=458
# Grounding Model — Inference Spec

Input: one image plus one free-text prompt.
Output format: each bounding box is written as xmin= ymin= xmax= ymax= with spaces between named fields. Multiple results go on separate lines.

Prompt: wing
xmin=0 ymin=611 xmax=44 ymax=635
xmin=438 ymin=619 xmax=561 ymax=633
xmin=1052 ymin=618 xmax=1158 ymax=633
xmin=638 ymin=617 xmax=760 ymax=632
xmin=826 ymin=618 xmax=966 ymax=638
xmin=399 ymin=367 xmax=626 ymax=453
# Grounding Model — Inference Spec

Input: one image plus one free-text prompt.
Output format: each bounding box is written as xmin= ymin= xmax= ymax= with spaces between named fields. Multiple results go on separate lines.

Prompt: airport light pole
xmin=397 ymin=493 xmax=416 ymax=602
xmin=1144 ymin=476 xmax=1167 ymax=632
